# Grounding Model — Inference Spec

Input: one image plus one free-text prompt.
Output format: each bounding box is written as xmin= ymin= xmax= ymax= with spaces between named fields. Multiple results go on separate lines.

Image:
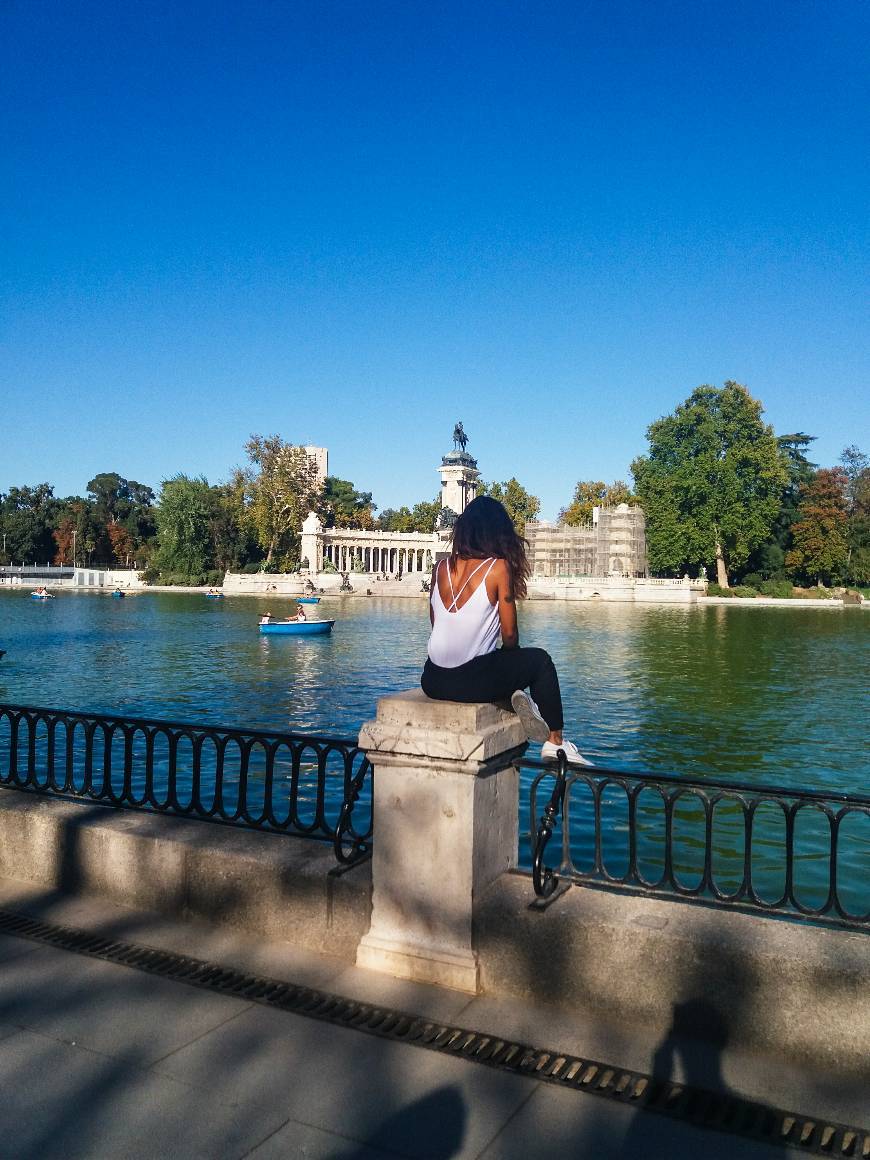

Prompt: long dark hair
xmin=449 ymin=496 xmax=530 ymax=599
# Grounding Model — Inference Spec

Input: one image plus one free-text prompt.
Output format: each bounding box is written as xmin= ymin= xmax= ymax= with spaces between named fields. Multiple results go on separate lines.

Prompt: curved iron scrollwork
xmin=333 ymin=752 xmax=372 ymax=865
xmin=525 ymin=757 xmax=869 ymax=931
xmin=531 ymin=750 xmax=568 ymax=898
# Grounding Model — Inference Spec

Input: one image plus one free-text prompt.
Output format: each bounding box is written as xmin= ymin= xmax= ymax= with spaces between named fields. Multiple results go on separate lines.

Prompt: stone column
xmin=300 ymin=512 xmax=323 ymax=575
xmin=356 ymin=689 xmax=526 ymax=992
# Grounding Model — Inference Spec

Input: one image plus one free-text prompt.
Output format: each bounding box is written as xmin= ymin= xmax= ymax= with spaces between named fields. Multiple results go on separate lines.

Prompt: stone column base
xmin=356 ymin=931 xmax=479 ymax=993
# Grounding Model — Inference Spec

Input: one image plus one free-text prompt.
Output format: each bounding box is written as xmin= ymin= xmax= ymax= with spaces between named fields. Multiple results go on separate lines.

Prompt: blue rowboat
xmin=111 ymin=591 xmax=125 ymax=598
xmin=30 ymin=593 xmax=54 ymax=600
xmin=259 ymin=619 xmax=335 ymax=636
xmin=205 ymin=593 xmax=224 ymax=599
xmin=296 ymin=596 xmax=321 ymax=604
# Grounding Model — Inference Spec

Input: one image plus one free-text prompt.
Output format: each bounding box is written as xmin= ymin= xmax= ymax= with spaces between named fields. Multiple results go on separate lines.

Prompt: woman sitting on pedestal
xmin=421 ymin=495 xmax=591 ymax=765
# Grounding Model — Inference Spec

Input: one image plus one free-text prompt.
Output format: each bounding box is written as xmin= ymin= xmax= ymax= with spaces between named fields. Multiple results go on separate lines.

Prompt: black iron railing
xmin=526 ymin=754 xmax=869 ymax=931
xmin=0 ymin=704 xmax=372 ymax=866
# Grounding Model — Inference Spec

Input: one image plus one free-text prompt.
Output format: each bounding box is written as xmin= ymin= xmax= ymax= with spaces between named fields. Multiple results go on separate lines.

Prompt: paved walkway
xmin=0 ymin=878 xmax=865 ymax=1159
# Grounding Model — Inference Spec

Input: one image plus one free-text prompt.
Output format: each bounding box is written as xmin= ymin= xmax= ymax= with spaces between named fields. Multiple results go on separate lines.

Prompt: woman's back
xmin=427 ymin=557 xmax=501 ymax=668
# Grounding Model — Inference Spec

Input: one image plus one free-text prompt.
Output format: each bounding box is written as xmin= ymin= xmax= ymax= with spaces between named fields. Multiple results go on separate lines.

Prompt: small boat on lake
xmin=259 ymin=619 xmax=335 ymax=636
xmin=111 ymin=590 xmax=125 ymax=599
xmin=296 ymin=596 xmax=321 ymax=604
xmin=205 ymin=591 xmax=224 ymax=599
xmin=30 ymin=590 xmax=54 ymax=600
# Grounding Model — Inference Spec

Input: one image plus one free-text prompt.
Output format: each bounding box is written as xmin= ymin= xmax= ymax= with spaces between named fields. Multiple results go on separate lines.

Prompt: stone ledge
xmin=476 ymin=873 xmax=870 ymax=1076
xmin=0 ymin=786 xmax=371 ymax=957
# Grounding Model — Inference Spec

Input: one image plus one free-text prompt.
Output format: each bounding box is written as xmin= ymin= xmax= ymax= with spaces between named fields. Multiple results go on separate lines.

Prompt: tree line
xmin=1 ymin=382 xmax=867 ymax=588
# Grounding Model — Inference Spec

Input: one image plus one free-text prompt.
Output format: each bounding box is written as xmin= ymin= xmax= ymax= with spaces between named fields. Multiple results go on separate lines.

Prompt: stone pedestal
xmin=356 ymin=689 xmax=526 ymax=992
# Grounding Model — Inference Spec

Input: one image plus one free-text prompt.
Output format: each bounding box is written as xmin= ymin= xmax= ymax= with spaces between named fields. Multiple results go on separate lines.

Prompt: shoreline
xmin=8 ymin=584 xmax=864 ymax=608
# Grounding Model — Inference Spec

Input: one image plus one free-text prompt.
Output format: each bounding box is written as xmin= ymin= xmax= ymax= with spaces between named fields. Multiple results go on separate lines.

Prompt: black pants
xmin=421 ymin=648 xmax=564 ymax=731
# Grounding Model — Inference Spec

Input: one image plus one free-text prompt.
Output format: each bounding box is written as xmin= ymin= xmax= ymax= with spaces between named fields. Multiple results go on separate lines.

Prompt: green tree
xmin=206 ymin=479 xmax=256 ymax=573
xmin=377 ymin=507 xmax=413 ymax=532
xmin=236 ymin=435 xmax=323 ymax=565
xmin=559 ymin=480 xmax=635 ymax=526
xmin=0 ymin=484 xmax=58 ymax=564
xmin=52 ymin=497 xmax=104 ymax=565
xmin=154 ymin=475 xmax=213 ymax=578
xmin=840 ymin=445 xmax=869 ymax=509
xmin=785 ymin=468 xmax=849 ymax=585
xmin=85 ymin=472 xmax=156 ymax=562
xmin=839 ymin=445 xmax=870 ymax=585
xmin=322 ymin=477 xmax=376 ymax=529
xmin=87 ymin=472 xmax=130 ymax=524
xmin=741 ymin=433 xmax=818 ymax=581
xmin=409 ymin=496 xmax=441 ymax=532
xmin=480 ymin=478 xmax=540 ymax=537
xmin=378 ymin=496 xmax=441 ymax=533
xmin=631 ymin=382 xmax=788 ymax=585
xmin=845 ymin=469 xmax=870 ymax=585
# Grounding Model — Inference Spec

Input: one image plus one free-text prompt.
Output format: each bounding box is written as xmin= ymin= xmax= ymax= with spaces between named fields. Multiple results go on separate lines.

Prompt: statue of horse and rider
xmin=452 ymin=421 xmax=468 ymax=453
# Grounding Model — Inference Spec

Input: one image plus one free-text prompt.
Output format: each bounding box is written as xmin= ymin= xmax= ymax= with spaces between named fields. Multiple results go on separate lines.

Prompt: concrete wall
xmin=222 ymin=572 xmax=706 ymax=602
xmin=527 ymin=577 xmax=703 ymax=603
xmin=72 ymin=569 xmax=145 ymax=589
xmin=223 ymin=572 xmax=430 ymax=598
xmin=477 ymin=875 xmax=869 ymax=1076
xmin=0 ymin=788 xmax=369 ymax=958
xmin=0 ymin=784 xmax=866 ymax=1073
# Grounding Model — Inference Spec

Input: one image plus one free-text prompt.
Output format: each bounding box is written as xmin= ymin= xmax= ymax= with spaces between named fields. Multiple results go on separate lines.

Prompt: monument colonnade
xmin=317 ymin=527 xmax=436 ymax=576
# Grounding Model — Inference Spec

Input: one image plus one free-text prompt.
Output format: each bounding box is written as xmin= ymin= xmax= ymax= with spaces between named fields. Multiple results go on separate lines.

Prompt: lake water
xmin=1 ymin=589 xmax=867 ymax=914
xmin=1 ymin=589 xmax=866 ymax=792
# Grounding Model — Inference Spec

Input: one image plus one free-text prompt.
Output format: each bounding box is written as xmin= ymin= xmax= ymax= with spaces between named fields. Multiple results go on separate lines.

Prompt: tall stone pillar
xmin=356 ymin=690 xmax=526 ymax=992
xmin=439 ymin=449 xmax=480 ymax=519
xmin=300 ymin=512 xmax=323 ymax=574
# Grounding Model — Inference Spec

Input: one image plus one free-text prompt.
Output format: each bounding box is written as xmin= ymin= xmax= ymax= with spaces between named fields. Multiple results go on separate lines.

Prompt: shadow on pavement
xmin=336 ymin=1084 xmax=466 ymax=1159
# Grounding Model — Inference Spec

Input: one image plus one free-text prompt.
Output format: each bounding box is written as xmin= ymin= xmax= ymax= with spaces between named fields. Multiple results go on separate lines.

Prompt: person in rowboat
xmin=421 ymin=495 xmax=592 ymax=765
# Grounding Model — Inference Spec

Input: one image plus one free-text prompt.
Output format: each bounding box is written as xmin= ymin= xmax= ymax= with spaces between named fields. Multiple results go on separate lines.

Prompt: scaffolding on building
xmin=525 ymin=504 xmax=647 ymax=578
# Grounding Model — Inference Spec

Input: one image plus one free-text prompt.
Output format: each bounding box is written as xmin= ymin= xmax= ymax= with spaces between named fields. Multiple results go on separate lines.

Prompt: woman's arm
xmin=490 ymin=559 xmax=519 ymax=648
xmin=429 ymin=564 xmax=438 ymax=627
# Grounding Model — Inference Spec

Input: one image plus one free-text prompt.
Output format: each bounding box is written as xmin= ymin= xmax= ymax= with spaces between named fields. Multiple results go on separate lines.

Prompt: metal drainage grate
xmin=0 ymin=907 xmax=866 ymax=1156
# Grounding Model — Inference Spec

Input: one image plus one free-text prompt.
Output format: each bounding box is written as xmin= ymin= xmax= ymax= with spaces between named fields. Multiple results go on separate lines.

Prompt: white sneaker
xmin=540 ymin=739 xmax=594 ymax=766
xmin=510 ymin=690 xmax=550 ymax=742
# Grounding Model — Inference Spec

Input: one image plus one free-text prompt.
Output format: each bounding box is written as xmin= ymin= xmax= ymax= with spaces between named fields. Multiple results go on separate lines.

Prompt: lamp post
xmin=71 ymin=529 xmax=76 ymax=568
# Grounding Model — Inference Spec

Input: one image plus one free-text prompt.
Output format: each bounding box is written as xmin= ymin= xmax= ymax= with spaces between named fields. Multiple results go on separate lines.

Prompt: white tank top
xmin=427 ymin=558 xmax=501 ymax=668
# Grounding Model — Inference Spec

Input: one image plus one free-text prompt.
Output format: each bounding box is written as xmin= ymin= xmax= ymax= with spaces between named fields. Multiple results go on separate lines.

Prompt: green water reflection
xmin=1 ymin=590 xmax=867 ymax=912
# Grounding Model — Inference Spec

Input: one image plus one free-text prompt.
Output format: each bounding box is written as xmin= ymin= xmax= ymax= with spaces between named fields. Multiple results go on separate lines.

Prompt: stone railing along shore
xmin=0 ymin=689 xmax=866 ymax=1075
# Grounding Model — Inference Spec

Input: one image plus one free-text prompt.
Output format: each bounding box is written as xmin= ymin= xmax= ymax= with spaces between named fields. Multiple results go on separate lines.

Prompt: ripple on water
xmin=2 ymin=590 xmax=866 ymax=907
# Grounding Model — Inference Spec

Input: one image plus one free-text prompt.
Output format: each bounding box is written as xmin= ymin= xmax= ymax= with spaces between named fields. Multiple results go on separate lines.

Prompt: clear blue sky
xmin=2 ymin=1 xmax=868 ymax=519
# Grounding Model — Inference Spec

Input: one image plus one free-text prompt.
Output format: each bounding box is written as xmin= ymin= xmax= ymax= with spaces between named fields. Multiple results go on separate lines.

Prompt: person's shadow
xmin=621 ymin=999 xmax=739 ymax=1158
xmin=650 ymin=997 xmax=729 ymax=1092
xmin=335 ymin=1084 xmax=467 ymax=1160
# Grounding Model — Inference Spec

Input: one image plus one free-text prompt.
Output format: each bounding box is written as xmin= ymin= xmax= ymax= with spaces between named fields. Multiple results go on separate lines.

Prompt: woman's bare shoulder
xmin=488 ymin=558 xmax=511 ymax=587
